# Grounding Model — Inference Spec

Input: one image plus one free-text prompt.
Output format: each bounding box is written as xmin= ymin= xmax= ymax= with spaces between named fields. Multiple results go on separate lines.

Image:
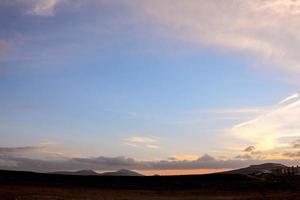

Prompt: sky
xmin=1 ymin=0 xmax=300 ymax=175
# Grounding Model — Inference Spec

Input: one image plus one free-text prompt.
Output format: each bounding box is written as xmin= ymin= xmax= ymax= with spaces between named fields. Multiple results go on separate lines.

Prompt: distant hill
xmin=225 ymin=163 xmax=287 ymax=175
xmin=51 ymin=170 xmax=99 ymax=176
xmin=0 ymin=169 xmax=260 ymax=190
xmin=100 ymin=169 xmax=143 ymax=176
xmin=51 ymin=169 xmax=143 ymax=176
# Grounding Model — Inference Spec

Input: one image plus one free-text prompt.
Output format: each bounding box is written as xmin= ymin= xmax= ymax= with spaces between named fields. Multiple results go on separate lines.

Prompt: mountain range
xmin=50 ymin=163 xmax=288 ymax=177
xmin=224 ymin=163 xmax=287 ymax=175
xmin=51 ymin=169 xmax=143 ymax=176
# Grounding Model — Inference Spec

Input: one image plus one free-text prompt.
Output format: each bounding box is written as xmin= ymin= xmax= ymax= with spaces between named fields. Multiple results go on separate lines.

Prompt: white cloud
xmin=145 ymin=144 xmax=160 ymax=149
xmin=133 ymin=0 xmax=300 ymax=76
xmin=232 ymin=93 xmax=300 ymax=151
xmin=279 ymin=93 xmax=299 ymax=104
xmin=29 ymin=0 xmax=62 ymax=16
xmin=124 ymin=136 xmax=160 ymax=149
xmin=123 ymin=142 xmax=139 ymax=148
xmin=126 ymin=136 xmax=156 ymax=144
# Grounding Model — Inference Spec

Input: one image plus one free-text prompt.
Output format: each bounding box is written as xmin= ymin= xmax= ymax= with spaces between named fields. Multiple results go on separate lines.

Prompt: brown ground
xmin=0 ymin=185 xmax=299 ymax=200
xmin=1 ymin=170 xmax=300 ymax=200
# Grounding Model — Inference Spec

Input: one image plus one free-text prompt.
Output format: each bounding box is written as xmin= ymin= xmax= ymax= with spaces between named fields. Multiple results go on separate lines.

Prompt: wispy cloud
xmin=282 ymin=151 xmax=300 ymax=158
xmin=244 ymin=146 xmax=255 ymax=152
xmin=3 ymin=0 xmax=300 ymax=78
xmin=125 ymin=136 xmax=156 ymax=143
xmin=0 ymin=145 xmax=46 ymax=154
xmin=0 ymin=0 xmax=63 ymax=17
xmin=291 ymin=139 xmax=300 ymax=148
xmin=235 ymin=154 xmax=253 ymax=160
xmin=133 ymin=0 xmax=300 ymax=76
xmin=279 ymin=93 xmax=300 ymax=104
xmin=232 ymin=93 xmax=300 ymax=151
xmin=124 ymin=136 xmax=160 ymax=149
xmin=0 ymin=0 xmax=132 ymax=72
xmin=0 ymin=141 xmax=68 ymax=159
xmin=27 ymin=0 xmax=62 ymax=16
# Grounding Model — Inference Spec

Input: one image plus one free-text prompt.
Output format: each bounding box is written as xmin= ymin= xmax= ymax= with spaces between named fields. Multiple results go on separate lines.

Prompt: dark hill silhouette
xmin=0 ymin=169 xmax=258 ymax=190
xmin=0 ymin=168 xmax=300 ymax=200
xmin=51 ymin=169 xmax=143 ymax=176
xmin=100 ymin=169 xmax=143 ymax=176
xmin=0 ymin=163 xmax=300 ymax=192
xmin=224 ymin=163 xmax=287 ymax=175
xmin=51 ymin=170 xmax=99 ymax=176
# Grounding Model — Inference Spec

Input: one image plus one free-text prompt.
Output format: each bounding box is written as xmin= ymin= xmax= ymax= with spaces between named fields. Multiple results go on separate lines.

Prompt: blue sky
xmin=1 ymin=0 xmax=300 ymax=174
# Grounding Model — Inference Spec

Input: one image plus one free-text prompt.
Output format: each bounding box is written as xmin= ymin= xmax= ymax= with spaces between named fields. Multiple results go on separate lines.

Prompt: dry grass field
xmin=1 ymin=170 xmax=300 ymax=200
xmin=0 ymin=185 xmax=300 ymax=200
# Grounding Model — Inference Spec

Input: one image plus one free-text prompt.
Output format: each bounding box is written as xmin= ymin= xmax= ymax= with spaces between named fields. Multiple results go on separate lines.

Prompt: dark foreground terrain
xmin=0 ymin=170 xmax=300 ymax=200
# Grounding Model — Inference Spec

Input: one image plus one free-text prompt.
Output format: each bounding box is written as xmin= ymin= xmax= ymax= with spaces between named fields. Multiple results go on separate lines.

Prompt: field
xmin=0 ymin=170 xmax=300 ymax=200
xmin=1 ymin=185 xmax=300 ymax=200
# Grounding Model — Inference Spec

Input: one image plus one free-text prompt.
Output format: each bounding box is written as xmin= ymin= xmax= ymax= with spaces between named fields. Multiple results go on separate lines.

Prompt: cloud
xmin=251 ymin=151 xmax=262 ymax=155
xmin=291 ymin=139 xmax=300 ymax=148
xmin=3 ymin=0 xmax=300 ymax=77
xmin=282 ymin=151 xmax=300 ymax=158
xmin=197 ymin=154 xmax=216 ymax=162
xmin=0 ymin=145 xmax=46 ymax=154
xmin=168 ymin=154 xmax=199 ymax=161
xmin=124 ymin=136 xmax=160 ymax=149
xmin=0 ymin=0 xmax=121 ymax=22
xmin=125 ymin=136 xmax=156 ymax=143
xmin=279 ymin=93 xmax=300 ymax=104
xmin=244 ymin=146 xmax=255 ymax=152
xmin=1 ymin=153 xmax=299 ymax=172
xmin=133 ymin=0 xmax=300 ymax=76
xmin=123 ymin=142 xmax=139 ymax=148
xmin=0 ymin=144 xmax=298 ymax=172
xmin=0 ymin=0 xmax=151 ymax=74
xmin=232 ymin=93 xmax=300 ymax=151
xmin=0 ymin=143 xmax=67 ymax=159
xmin=235 ymin=154 xmax=253 ymax=160
xmin=0 ymin=0 xmax=62 ymax=17
xmin=145 ymin=144 xmax=160 ymax=149
xmin=29 ymin=0 xmax=62 ymax=16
